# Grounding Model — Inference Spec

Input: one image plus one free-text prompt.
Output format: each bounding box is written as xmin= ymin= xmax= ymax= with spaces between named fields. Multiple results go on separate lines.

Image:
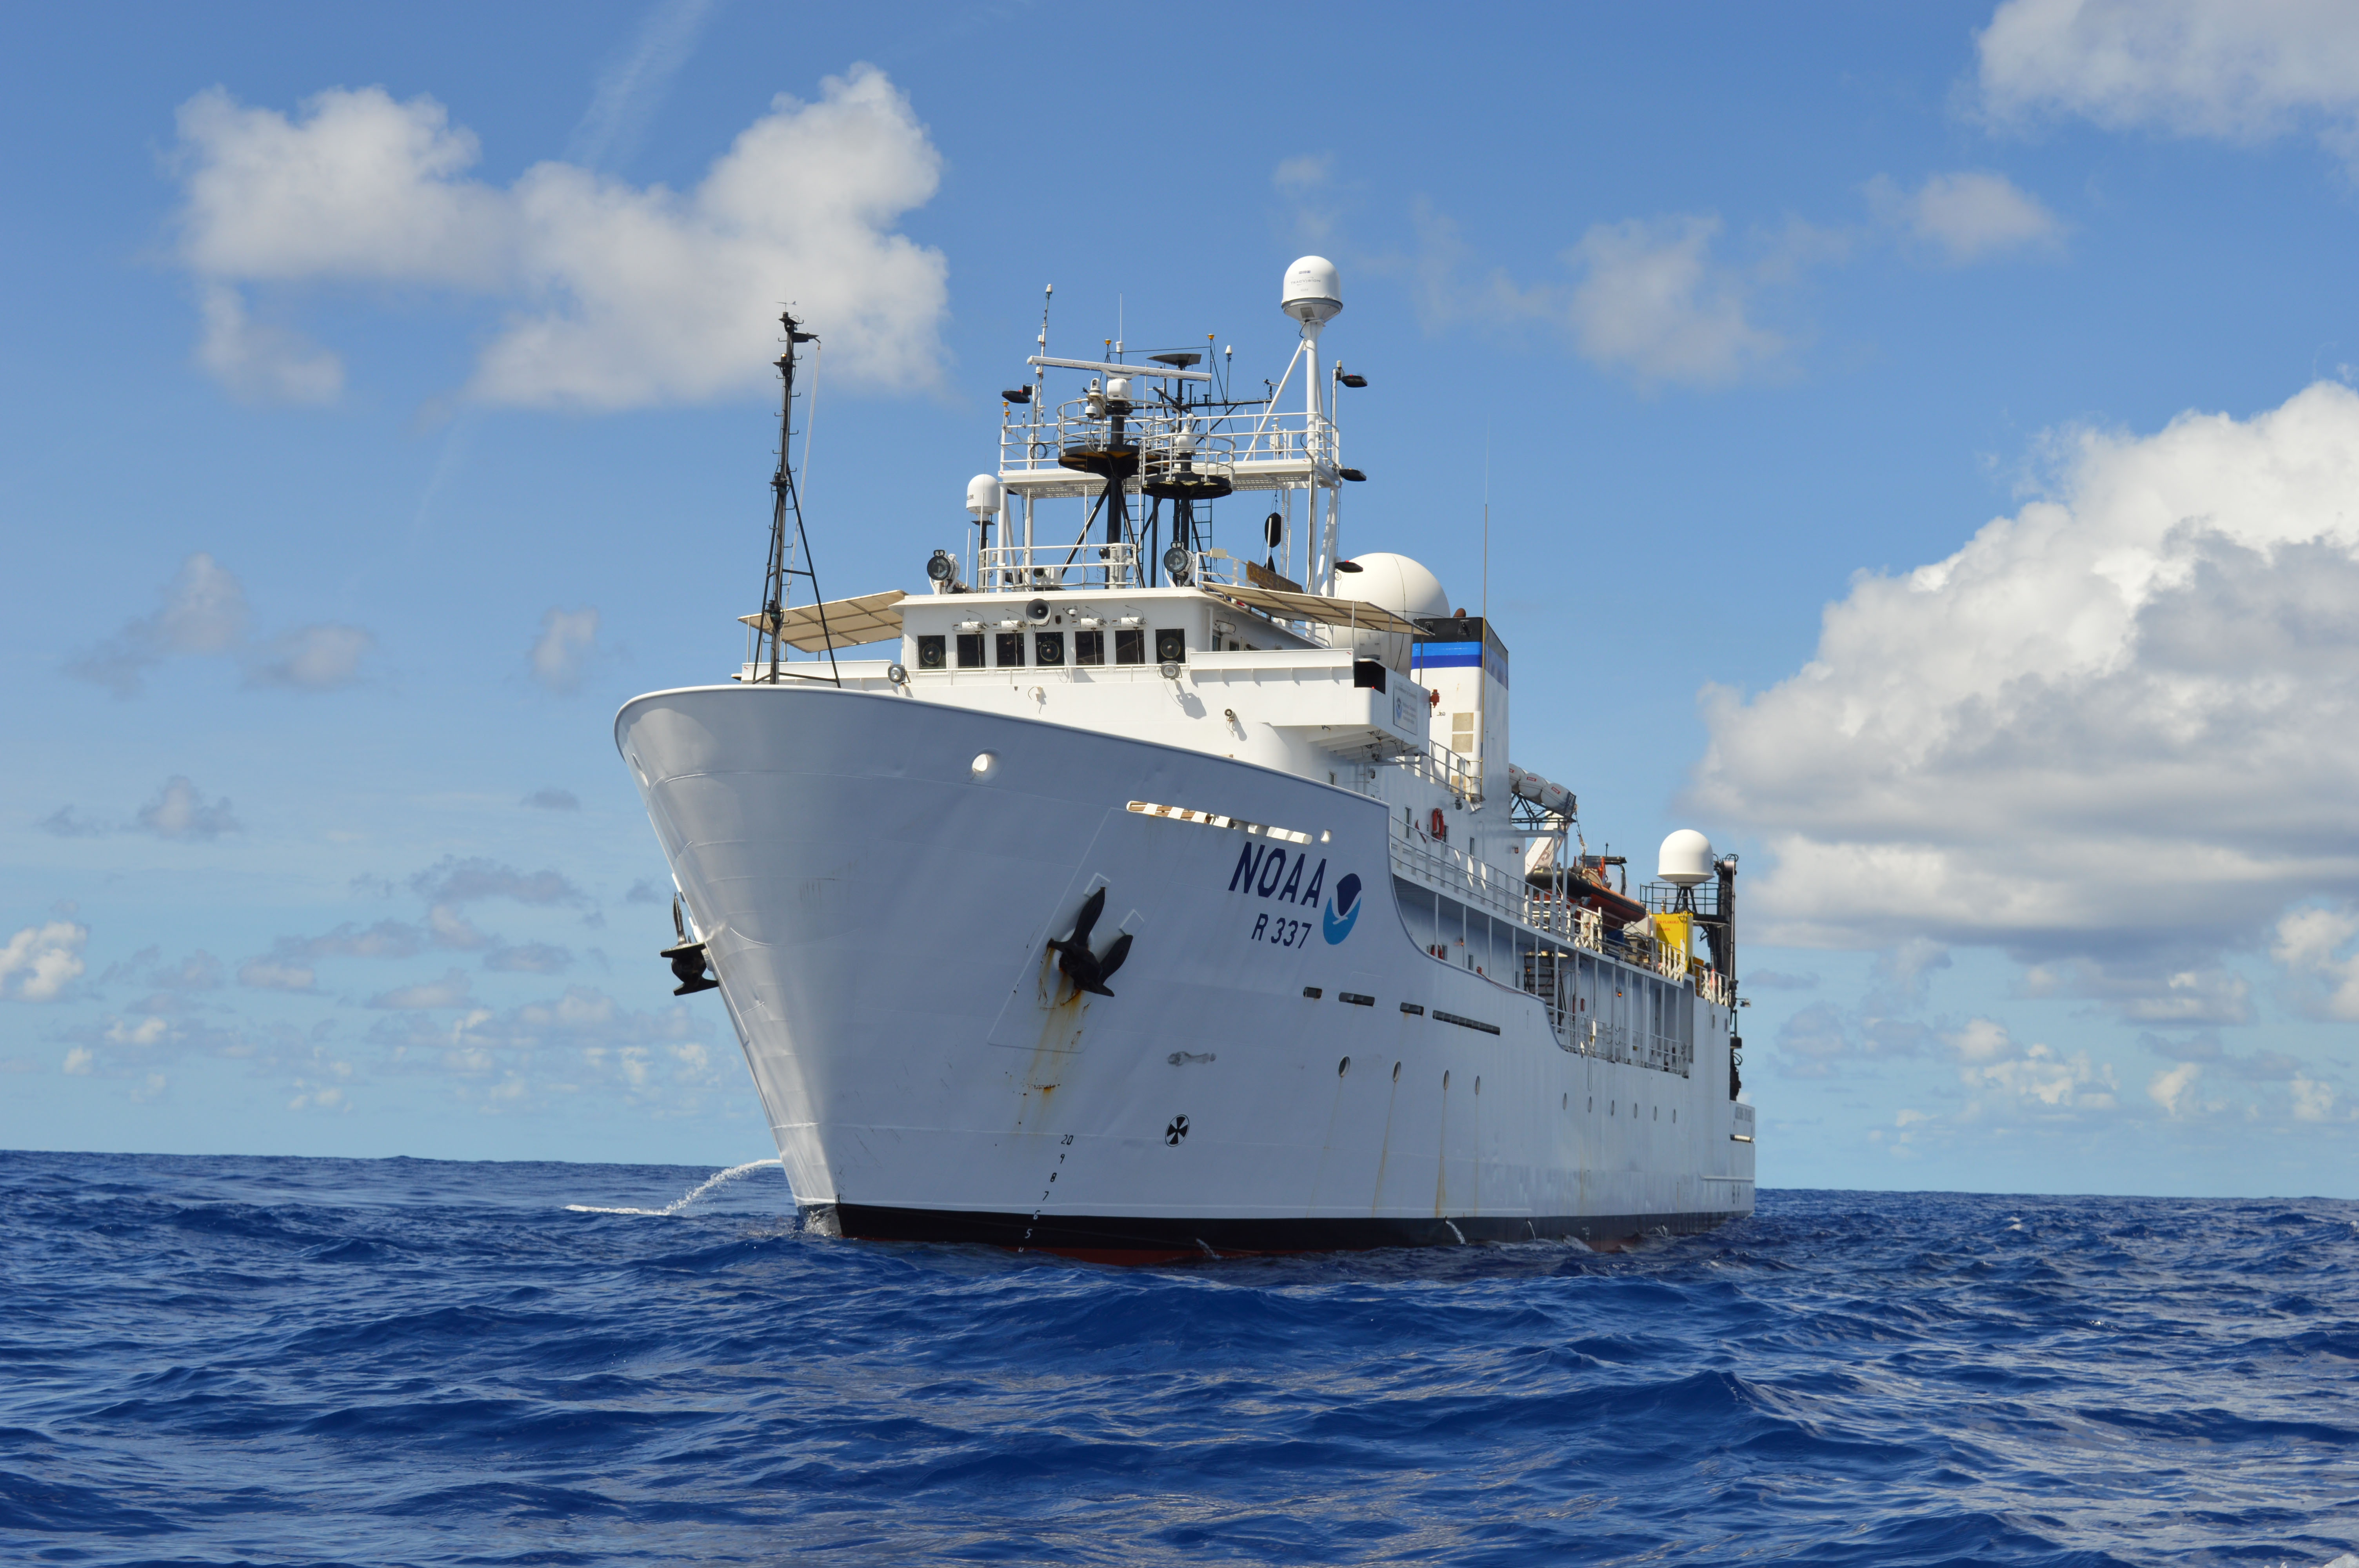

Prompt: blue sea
xmin=3 ymin=1152 xmax=2354 ymax=1567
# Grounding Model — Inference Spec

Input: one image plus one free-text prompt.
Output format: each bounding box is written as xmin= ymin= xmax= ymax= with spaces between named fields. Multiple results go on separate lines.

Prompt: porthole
xmin=1475 ymin=1076 xmax=1481 ymax=1095
xmin=1338 ymin=1056 xmax=1350 ymax=1078
xmin=970 ymin=751 xmax=998 ymax=780
xmin=1443 ymin=1070 xmax=1450 ymax=1090
xmin=1392 ymin=1061 xmax=1401 ymax=1083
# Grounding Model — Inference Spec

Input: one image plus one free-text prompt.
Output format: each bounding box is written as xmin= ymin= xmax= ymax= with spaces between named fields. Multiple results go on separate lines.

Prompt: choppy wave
xmin=2 ymin=1150 xmax=2354 ymax=1566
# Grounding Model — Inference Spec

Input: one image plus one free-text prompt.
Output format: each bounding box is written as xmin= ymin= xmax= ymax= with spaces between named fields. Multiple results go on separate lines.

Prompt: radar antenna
xmin=752 ymin=310 xmax=838 ymax=686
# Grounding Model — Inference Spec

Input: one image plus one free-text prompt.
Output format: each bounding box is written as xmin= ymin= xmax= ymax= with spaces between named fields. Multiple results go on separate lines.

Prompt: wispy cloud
xmin=1869 ymin=170 xmax=2065 ymax=263
xmin=523 ymin=788 xmax=581 ymax=811
xmin=568 ymin=0 xmax=720 ymax=168
xmin=64 ymin=553 xmax=369 ymax=697
xmin=530 ymin=608 xmax=600 ymax=694
xmin=134 ymin=776 xmax=242 ymax=842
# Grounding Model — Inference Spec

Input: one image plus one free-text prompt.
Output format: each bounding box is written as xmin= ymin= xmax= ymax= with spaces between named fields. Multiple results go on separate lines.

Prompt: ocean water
xmin=3 ymin=1152 xmax=2354 ymax=1567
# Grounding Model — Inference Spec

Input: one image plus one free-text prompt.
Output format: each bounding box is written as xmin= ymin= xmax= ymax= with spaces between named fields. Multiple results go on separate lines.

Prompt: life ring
xmin=1430 ymin=807 xmax=1447 ymax=839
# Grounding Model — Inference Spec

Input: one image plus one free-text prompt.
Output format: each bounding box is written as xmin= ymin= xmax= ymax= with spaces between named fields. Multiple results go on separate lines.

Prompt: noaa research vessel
xmin=616 ymin=259 xmax=1756 ymax=1259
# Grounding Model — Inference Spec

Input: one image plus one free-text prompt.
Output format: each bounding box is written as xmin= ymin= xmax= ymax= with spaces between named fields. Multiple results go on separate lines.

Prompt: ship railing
xmin=1381 ymin=738 xmax=1482 ymax=802
xmin=1387 ymin=813 xmax=1528 ymax=929
xmin=970 ymin=541 xmax=1145 ymax=591
xmin=998 ymin=403 xmax=1336 ymax=483
xmin=1641 ymin=880 xmax=1725 ymax=918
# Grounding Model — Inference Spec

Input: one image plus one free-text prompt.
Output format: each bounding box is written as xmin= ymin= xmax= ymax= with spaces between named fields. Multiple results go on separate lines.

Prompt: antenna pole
xmin=756 ymin=310 xmax=836 ymax=687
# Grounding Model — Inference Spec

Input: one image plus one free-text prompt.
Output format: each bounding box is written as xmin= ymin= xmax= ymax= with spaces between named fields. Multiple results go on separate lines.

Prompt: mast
xmin=754 ymin=310 xmax=837 ymax=686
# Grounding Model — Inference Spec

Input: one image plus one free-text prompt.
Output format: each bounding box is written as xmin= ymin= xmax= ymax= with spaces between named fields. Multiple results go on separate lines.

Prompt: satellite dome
xmin=1281 ymin=256 xmax=1342 ymax=324
xmin=965 ymin=474 xmax=1002 ymax=518
xmin=1341 ymin=552 xmax=1448 ymax=622
xmin=1658 ymin=829 xmax=1715 ymax=887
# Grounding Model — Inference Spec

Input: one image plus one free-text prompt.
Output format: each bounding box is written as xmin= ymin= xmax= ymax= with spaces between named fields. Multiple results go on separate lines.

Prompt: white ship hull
xmin=619 ymin=681 xmax=1756 ymax=1259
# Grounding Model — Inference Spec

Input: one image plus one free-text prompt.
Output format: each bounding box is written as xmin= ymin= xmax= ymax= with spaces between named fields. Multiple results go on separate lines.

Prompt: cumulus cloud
xmin=39 ymin=806 xmax=107 ymax=838
xmin=1691 ymin=381 xmax=2359 ymax=1013
xmin=1869 ymin=171 xmax=2064 ymax=262
xmin=523 ymin=787 xmax=580 ymax=811
xmin=1559 ymin=216 xmax=1786 ymax=388
xmin=1978 ymin=0 xmax=2359 ymax=162
xmin=196 ymin=283 xmax=343 ymax=403
xmin=2271 ymin=903 xmax=2359 ymax=1017
xmin=1413 ymin=205 xmax=1796 ymax=390
xmin=367 ymin=969 xmax=475 ymax=1010
xmin=64 ymin=553 xmax=369 ymax=697
xmin=247 ymin=623 xmax=373 ymax=690
xmin=135 ymin=776 xmax=242 ymax=841
xmin=411 ymin=856 xmax=584 ymax=907
xmin=238 ymin=957 xmax=317 ymax=992
xmin=1 ymin=920 xmax=89 ymax=1002
xmin=172 ymin=66 xmax=949 ymax=409
xmin=530 ymin=608 xmax=600 ymax=693
xmin=625 ymin=878 xmax=667 ymax=904
xmin=485 ymin=942 xmax=573 ymax=974
xmin=1946 ymin=1017 xmax=2120 ymax=1115
xmin=67 ymin=553 xmax=249 ymax=696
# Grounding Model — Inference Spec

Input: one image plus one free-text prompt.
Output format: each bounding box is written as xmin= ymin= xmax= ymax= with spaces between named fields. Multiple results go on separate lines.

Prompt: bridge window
xmin=1075 ymin=629 xmax=1104 ymax=665
xmin=994 ymin=632 xmax=1025 ymax=667
xmin=1155 ymin=628 xmax=1186 ymax=663
xmin=1116 ymin=628 xmax=1146 ymax=665
xmin=1034 ymin=631 xmax=1065 ymax=666
xmin=916 ymin=635 xmax=945 ymax=670
xmin=956 ymin=633 xmax=985 ymax=669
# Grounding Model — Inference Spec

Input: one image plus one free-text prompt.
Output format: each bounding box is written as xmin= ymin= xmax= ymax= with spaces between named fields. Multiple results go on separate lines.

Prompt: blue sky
xmin=6 ymin=1 xmax=2358 ymax=1195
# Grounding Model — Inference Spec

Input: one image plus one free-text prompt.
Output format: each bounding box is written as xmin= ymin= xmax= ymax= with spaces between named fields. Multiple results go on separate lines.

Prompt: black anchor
xmin=1165 ymin=1115 xmax=1189 ymax=1145
xmin=1049 ymin=886 xmax=1133 ymax=998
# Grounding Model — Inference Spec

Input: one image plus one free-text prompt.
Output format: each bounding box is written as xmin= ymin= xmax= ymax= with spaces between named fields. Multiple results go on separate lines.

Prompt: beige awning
xmin=738 ymin=590 xmax=907 ymax=652
xmin=1211 ymin=583 xmax=1423 ymax=637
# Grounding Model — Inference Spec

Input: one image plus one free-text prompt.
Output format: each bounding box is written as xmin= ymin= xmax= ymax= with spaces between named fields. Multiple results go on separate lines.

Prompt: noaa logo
xmin=1322 ymin=873 xmax=1363 ymax=944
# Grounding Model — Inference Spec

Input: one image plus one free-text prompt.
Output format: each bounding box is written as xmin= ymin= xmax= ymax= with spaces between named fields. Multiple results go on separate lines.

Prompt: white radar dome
xmin=1281 ymin=256 xmax=1343 ymax=324
xmin=1343 ymin=552 xmax=1449 ymax=623
xmin=1658 ymin=829 xmax=1716 ymax=887
xmin=965 ymin=474 xmax=1003 ymax=518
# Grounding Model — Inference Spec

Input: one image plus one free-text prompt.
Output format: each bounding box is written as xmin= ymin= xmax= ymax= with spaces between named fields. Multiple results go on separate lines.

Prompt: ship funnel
xmin=1659 ymin=829 xmax=1714 ymax=887
xmin=1281 ymin=256 xmax=1342 ymax=325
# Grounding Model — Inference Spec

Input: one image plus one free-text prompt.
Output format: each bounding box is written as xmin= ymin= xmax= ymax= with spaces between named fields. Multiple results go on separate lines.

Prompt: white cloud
xmin=1947 ymin=1017 xmax=2120 ymax=1114
xmin=62 ymin=1045 xmax=93 ymax=1074
xmin=1692 ymin=380 xmax=2359 ymax=1012
xmin=2291 ymin=1074 xmax=2335 ymax=1120
xmin=1870 ymin=171 xmax=2064 ymax=262
xmin=237 ymin=958 xmax=316 ymax=992
xmin=2272 ymin=903 xmax=2359 ymax=1017
xmin=1409 ymin=205 xmax=1799 ymax=389
xmin=135 ymin=777 xmax=241 ymax=841
xmin=530 ymin=607 xmax=599 ymax=693
xmin=1978 ymin=0 xmax=2359 ymax=160
xmin=1561 ymin=216 xmax=1784 ymax=388
xmin=196 ymin=284 xmax=343 ymax=404
xmin=65 ymin=553 xmax=370 ymax=698
xmin=172 ymin=66 xmax=949 ymax=410
xmin=2148 ymin=1060 xmax=2203 ymax=1117
xmin=367 ymin=969 xmax=475 ymax=1010
xmin=1 ymin=920 xmax=89 ymax=1002
xmin=68 ymin=553 xmax=250 ymax=696
xmin=247 ymin=623 xmax=372 ymax=690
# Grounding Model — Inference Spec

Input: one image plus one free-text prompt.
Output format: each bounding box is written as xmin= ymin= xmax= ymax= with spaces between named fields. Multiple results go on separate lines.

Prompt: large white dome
xmin=1342 ymin=552 xmax=1448 ymax=623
